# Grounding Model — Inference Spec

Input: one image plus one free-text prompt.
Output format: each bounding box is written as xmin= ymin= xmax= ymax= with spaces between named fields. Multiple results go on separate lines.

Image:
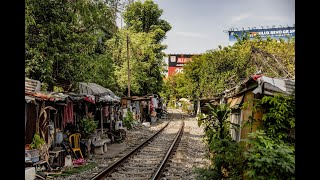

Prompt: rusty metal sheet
xmin=230 ymin=95 xmax=244 ymax=108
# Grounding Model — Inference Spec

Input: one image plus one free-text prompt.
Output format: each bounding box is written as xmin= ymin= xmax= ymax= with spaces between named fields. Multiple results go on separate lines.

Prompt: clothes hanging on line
xmin=103 ymin=106 xmax=109 ymax=117
xmin=63 ymin=100 xmax=74 ymax=128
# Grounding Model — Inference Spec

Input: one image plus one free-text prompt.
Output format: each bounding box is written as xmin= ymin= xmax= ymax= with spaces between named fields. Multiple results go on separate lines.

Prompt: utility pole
xmin=127 ymin=33 xmax=130 ymax=98
xmin=127 ymin=33 xmax=131 ymax=111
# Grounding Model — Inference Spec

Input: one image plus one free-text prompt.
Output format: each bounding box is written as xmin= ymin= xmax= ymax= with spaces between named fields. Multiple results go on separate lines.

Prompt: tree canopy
xmin=26 ymin=0 xmax=118 ymax=91
xmin=25 ymin=0 xmax=171 ymax=96
xmin=106 ymin=0 xmax=171 ymax=96
xmin=163 ymin=36 xmax=295 ymax=101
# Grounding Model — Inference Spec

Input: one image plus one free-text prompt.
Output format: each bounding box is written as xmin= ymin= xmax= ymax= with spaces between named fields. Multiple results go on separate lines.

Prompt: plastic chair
xmin=69 ymin=133 xmax=83 ymax=159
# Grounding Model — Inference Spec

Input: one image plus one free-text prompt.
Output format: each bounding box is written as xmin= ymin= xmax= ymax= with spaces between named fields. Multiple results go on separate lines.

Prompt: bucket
xmin=56 ymin=132 xmax=63 ymax=144
xmin=27 ymin=149 xmax=39 ymax=158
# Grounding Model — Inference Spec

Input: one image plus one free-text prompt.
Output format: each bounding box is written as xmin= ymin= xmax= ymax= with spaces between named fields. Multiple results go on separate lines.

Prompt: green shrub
xmin=259 ymin=94 xmax=295 ymax=144
xmin=243 ymin=130 xmax=295 ymax=180
xmin=30 ymin=134 xmax=45 ymax=149
xmin=209 ymin=138 xmax=245 ymax=179
xmin=79 ymin=116 xmax=98 ymax=139
xmin=123 ymin=111 xmax=134 ymax=130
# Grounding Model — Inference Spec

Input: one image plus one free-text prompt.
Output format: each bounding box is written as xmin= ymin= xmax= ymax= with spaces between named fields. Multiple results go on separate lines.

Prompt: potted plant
xmin=28 ymin=134 xmax=45 ymax=163
xmin=79 ymin=116 xmax=98 ymax=139
xmin=78 ymin=116 xmax=98 ymax=157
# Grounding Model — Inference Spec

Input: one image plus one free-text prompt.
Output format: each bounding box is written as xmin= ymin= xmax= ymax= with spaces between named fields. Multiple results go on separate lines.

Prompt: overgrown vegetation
xmin=79 ymin=116 xmax=98 ymax=139
xmin=51 ymin=162 xmax=98 ymax=177
xmin=197 ymin=93 xmax=295 ymax=179
xmin=243 ymin=130 xmax=295 ymax=179
xmin=162 ymin=36 xmax=295 ymax=102
xmin=197 ymin=103 xmax=244 ymax=179
xmin=26 ymin=0 xmax=171 ymax=96
xmin=123 ymin=111 xmax=134 ymax=130
xmin=257 ymin=94 xmax=295 ymax=144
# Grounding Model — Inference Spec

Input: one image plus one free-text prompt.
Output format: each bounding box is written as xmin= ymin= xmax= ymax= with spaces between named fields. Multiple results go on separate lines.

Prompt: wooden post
xmin=85 ymin=103 xmax=88 ymax=118
xmin=127 ymin=33 xmax=131 ymax=99
xmin=100 ymin=104 xmax=103 ymax=135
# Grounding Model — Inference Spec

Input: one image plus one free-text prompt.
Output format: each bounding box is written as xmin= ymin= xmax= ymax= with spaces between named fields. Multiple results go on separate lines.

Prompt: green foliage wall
xmin=164 ymin=38 xmax=295 ymax=101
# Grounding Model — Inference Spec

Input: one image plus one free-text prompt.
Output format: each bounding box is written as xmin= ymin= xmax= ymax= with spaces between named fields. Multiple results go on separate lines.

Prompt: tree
xmin=123 ymin=0 xmax=171 ymax=41
xmin=25 ymin=0 xmax=117 ymax=91
xmin=107 ymin=0 xmax=171 ymax=96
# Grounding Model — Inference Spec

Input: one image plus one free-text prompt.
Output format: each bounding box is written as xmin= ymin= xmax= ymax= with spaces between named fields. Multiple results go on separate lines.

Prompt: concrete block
xmin=94 ymin=146 xmax=104 ymax=155
xmin=25 ymin=167 xmax=35 ymax=180
xmin=64 ymin=155 xmax=72 ymax=167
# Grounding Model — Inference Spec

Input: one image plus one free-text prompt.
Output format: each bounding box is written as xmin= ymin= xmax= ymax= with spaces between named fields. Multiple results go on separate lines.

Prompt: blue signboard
xmin=228 ymin=26 xmax=295 ymax=42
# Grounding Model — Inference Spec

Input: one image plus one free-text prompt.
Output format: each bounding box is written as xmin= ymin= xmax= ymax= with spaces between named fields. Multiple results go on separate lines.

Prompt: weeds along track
xmin=91 ymin=113 xmax=184 ymax=180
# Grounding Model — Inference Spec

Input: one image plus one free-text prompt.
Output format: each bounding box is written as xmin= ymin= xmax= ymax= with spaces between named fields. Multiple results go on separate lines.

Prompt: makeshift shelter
xmin=208 ymin=75 xmax=295 ymax=142
xmin=78 ymin=82 xmax=121 ymax=133
xmin=230 ymin=75 xmax=294 ymax=141
xmin=131 ymin=96 xmax=152 ymax=122
xmin=25 ymin=79 xmax=103 ymax=169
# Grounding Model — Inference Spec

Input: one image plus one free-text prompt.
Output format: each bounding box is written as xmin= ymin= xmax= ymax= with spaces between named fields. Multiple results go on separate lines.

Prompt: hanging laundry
xmin=103 ymin=106 xmax=109 ymax=117
xmin=63 ymin=100 xmax=74 ymax=128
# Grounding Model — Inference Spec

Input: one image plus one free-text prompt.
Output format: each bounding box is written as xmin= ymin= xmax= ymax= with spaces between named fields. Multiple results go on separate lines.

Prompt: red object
xmin=84 ymin=96 xmax=95 ymax=104
xmin=168 ymin=67 xmax=183 ymax=76
xmin=252 ymin=74 xmax=263 ymax=81
xmin=63 ymin=100 xmax=74 ymax=128
xmin=150 ymin=97 xmax=153 ymax=112
xmin=73 ymin=158 xmax=86 ymax=165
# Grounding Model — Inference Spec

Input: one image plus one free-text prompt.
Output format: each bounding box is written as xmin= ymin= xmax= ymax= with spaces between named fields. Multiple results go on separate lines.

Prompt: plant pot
xmin=27 ymin=149 xmax=39 ymax=158
xmin=31 ymin=155 xmax=40 ymax=163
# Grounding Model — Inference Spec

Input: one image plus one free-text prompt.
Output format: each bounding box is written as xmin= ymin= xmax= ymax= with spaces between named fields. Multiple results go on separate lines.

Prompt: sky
xmin=118 ymin=0 xmax=295 ymax=54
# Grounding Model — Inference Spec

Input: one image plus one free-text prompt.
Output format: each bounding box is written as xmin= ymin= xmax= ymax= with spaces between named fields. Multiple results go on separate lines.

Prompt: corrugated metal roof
xmin=253 ymin=76 xmax=295 ymax=95
xmin=225 ymin=75 xmax=295 ymax=97
xmin=78 ymin=82 xmax=120 ymax=102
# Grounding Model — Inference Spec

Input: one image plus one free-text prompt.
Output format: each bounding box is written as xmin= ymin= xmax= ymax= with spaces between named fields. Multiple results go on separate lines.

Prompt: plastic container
xmin=31 ymin=155 xmax=40 ymax=163
xmin=27 ymin=149 xmax=39 ymax=157
xmin=55 ymin=132 xmax=63 ymax=144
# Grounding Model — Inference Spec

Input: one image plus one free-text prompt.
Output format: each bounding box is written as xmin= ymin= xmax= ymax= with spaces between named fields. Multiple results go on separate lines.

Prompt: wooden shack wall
xmin=25 ymin=102 xmax=38 ymax=145
xmin=240 ymin=91 xmax=263 ymax=140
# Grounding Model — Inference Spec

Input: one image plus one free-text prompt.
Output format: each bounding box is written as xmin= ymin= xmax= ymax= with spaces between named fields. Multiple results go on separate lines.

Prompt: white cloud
xmin=175 ymin=31 xmax=207 ymax=38
xmin=257 ymin=15 xmax=292 ymax=23
xmin=231 ymin=12 xmax=253 ymax=22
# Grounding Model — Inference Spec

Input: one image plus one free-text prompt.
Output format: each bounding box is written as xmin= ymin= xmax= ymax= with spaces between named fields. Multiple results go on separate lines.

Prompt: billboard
xmin=167 ymin=54 xmax=195 ymax=76
xmin=168 ymin=67 xmax=184 ymax=76
xmin=228 ymin=26 xmax=295 ymax=42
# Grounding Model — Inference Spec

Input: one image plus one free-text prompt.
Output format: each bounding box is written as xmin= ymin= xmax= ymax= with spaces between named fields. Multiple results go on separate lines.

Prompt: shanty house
xmin=217 ymin=75 xmax=295 ymax=142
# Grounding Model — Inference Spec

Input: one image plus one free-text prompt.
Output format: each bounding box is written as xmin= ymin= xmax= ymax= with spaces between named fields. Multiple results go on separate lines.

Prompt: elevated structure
xmin=224 ymin=25 xmax=295 ymax=44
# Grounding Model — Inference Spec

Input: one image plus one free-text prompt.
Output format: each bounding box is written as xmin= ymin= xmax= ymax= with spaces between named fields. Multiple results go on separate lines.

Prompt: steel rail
xmin=151 ymin=120 xmax=185 ymax=180
xmin=90 ymin=117 xmax=172 ymax=180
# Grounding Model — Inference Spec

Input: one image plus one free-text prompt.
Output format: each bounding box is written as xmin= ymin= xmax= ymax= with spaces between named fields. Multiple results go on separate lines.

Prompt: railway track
xmin=158 ymin=131 xmax=189 ymax=179
xmin=90 ymin=114 xmax=185 ymax=180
